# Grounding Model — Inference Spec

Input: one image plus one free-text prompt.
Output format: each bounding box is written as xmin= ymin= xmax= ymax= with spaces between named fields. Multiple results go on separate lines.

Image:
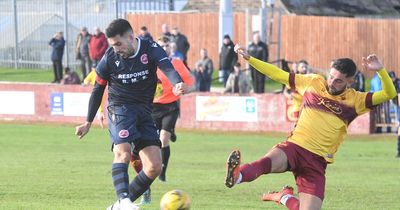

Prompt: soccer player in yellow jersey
xmin=225 ymin=44 xmax=396 ymax=210
xmin=283 ymin=60 xmax=309 ymax=122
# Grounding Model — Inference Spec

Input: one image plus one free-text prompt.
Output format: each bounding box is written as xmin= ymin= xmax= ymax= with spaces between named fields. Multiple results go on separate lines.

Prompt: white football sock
xmin=280 ymin=194 xmax=294 ymax=205
xmin=236 ymin=173 xmax=242 ymax=184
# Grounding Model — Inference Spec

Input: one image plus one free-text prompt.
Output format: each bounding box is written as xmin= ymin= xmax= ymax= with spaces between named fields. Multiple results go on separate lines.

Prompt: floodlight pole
xmin=169 ymin=0 xmax=174 ymax=11
xmin=115 ymin=0 xmax=119 ymax=18
xmin=219 ymin=0 xmax=233 ymax=49
xmin=63 ymin=0 xmax=69 ymax=67
xmin=12 ymin=0 xmax=19 ymax=69
xmin=260 ymin=0 xmax=267 ymax=43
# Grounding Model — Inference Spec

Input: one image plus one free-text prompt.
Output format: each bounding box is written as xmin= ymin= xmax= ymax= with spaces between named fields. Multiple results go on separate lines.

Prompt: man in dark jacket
xmin=161 ymin=23 xmax=172 ymax=41
xmin=219 ymin=34 xmax=237 ymax=86
xmin=138 ymin=26 xmax=153 ymax=41
xmin=196 ymin=48 xmax=214 ymax=91
xmin=76 ymin=27 xmax=92 ymax=81
xmin=248 ymin=31 xmax=268 ymax=93
xmin=350 ymin=70 xmax=365 ymax=92
xmin=170 ymin=26 xmax=190 ymax=66
xmin=49 ymin=31 xmax=65 ymax=83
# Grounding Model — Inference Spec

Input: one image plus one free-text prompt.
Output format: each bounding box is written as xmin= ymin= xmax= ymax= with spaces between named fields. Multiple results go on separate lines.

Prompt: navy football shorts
xmin=107 ymin=104 xmax=161 ymax=153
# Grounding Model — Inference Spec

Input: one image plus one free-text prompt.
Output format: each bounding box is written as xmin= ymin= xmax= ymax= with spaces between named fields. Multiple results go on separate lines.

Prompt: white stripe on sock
xmin=280 ymin=194 xmax=294 ymax=205
xmin=236 ymin=173 xmax=242 ymax=184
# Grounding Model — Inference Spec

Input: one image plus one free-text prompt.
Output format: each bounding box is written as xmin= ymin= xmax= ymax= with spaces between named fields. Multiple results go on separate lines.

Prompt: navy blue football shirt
xmin=96 ymin=38 xmax=182 ymax=106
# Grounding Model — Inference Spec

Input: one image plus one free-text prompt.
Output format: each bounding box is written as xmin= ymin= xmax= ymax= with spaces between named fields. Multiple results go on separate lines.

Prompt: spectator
xmin=170 ymin=26 xmax=190 ymax=65
xmin=161 ymin=23 xmax=172 ymax=40
xmin=193 ymin=62 xmax=207 ymax=92
xmin=224 ymin=62 xmax=251 ymax=95
xmin=370 ymin=72 xmax=382 ymax=92
xmin=351 ymin=70 xmax=365 ymax=91
xmin=89 ymin=27 xmax=108 ymax=69
xmin=219 ymin=34 xmax=237 ymax=86
xmin=248 ymin=31 xmax=269 ymax=93
xmin=138 ymin=26 xmax=153 ymax=41
xmin=49 ymin=31 xmax=65 ymax=83
xmin=296 ymin=60 xmax=309 ymax=74
xmin=76 ymin=27 xmax=92 ymax=81
xmin=370 ymin=72 xmax=391 ymax=133
xmin=389 ymin=71 xmax=400 ymax=158
xmin=61 ymin=67 xmax=81 ymax=85
xmin=389 ymin=71 xmax=400 ymax=94
xmin=169 ymin=42 xmax=184 ymax=61
xmin=196 ymin=48 xmax=214 ymax=91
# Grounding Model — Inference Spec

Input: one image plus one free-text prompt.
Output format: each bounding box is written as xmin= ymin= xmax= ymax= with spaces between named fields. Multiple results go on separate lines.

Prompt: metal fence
xmin=0 ymin=0 xmax=179 ymax=70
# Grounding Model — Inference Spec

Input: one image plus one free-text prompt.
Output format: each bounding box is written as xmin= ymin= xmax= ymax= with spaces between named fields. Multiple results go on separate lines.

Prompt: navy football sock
xmin=129 ymin=171 xmax=154 ymax=201
xmin=111 ymin=163 xmax=130 ymax=199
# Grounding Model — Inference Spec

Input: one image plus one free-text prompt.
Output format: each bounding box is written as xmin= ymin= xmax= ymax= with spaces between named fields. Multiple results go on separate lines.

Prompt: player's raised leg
xmin=128 ymin=145 xmax=162 ymax=202
xmin=130 ymin=152 xmax=151 ymax=205
xmin=225 ymin=147 xmax=289 ymax=188
xmin=262 ymin=186 xmax=299 ymax=210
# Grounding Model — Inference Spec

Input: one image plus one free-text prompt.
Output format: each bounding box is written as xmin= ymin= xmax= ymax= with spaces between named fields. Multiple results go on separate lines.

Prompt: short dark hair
xmin=331 ymin=58 xmax=357 ymax=77
xmin=298 ymin=59 xmax=308 ymax=65
xmin=64 ymin=67 xmax=71 ymax=73
xmin=157 ymin=36 xmax=170 ymax=43
xmin=389 ymin=71 xmax=396 ymax=78
xmin=140 ymin=26 xmax=148 ymax=31
xmin=105 ymin=19 xmax=133 ymax=38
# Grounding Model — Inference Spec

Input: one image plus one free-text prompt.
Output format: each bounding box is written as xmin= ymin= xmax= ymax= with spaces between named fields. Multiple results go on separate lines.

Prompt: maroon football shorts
xmin=275 ymin=141 xmax=328 ymax=200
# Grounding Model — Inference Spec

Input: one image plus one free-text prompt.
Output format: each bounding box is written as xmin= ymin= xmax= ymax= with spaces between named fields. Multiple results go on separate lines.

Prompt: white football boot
xmin=107 ymin=198 xmax=140 ymax=210
xmin=106 ymin=199 xmax=120 ymax=210
xmin=120 ymin=198 xmax=140 ymax=210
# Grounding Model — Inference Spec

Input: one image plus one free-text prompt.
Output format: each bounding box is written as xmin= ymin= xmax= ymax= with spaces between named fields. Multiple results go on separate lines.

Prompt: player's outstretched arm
xmin=235 ymin=44 xmax=290 ymax=85
xmin=75 ymin=82 xmax=106 ymax=139
xmin=363 ymin=54 xmax=396 ymax=105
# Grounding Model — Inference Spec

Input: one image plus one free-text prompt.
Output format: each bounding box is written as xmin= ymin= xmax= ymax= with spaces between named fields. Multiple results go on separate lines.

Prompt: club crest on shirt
xmin=118 ymin=129 xmax=129 ymax=138
xmin=141 ymin=54 xmax=148 ymax=64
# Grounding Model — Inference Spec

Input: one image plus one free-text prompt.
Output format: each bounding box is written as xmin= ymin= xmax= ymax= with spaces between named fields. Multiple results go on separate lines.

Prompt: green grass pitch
xmin=0 ymin=123 xmax=399 ymax=209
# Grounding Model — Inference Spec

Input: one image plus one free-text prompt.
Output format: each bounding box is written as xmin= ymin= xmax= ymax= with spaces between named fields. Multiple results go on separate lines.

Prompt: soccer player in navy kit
xmin=75 ymin=19 xmax=186 ymax=210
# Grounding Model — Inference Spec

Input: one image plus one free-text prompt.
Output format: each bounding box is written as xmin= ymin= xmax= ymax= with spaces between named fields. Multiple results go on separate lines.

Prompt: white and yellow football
xmin=160 ymin=189 xmax=191 ymax=210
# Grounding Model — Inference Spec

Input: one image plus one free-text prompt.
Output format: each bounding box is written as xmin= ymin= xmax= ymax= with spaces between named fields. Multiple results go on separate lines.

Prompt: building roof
xmin=281 ymin=0 xmax=400 ymax=17
xmin=183 ymin=0 xmax=262 ymax=12
xmin=184 ymin=0 xmax=400 ymax=17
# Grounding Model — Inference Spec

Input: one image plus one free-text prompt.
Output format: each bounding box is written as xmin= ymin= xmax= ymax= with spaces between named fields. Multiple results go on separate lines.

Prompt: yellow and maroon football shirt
xmin=248 ymin=56 xmax=395 ymax=163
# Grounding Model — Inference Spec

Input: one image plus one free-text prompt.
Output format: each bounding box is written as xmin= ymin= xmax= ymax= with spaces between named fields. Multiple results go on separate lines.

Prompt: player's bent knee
xmin=144 ymin=162 xmax=162 ymax=178
xmin=113 ymin=150 xmax=131 ymax=163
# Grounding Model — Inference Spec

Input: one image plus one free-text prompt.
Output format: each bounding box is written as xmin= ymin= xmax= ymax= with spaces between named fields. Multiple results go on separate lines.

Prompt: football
xmin=160 ymin=189 xmax=191 ymax=210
